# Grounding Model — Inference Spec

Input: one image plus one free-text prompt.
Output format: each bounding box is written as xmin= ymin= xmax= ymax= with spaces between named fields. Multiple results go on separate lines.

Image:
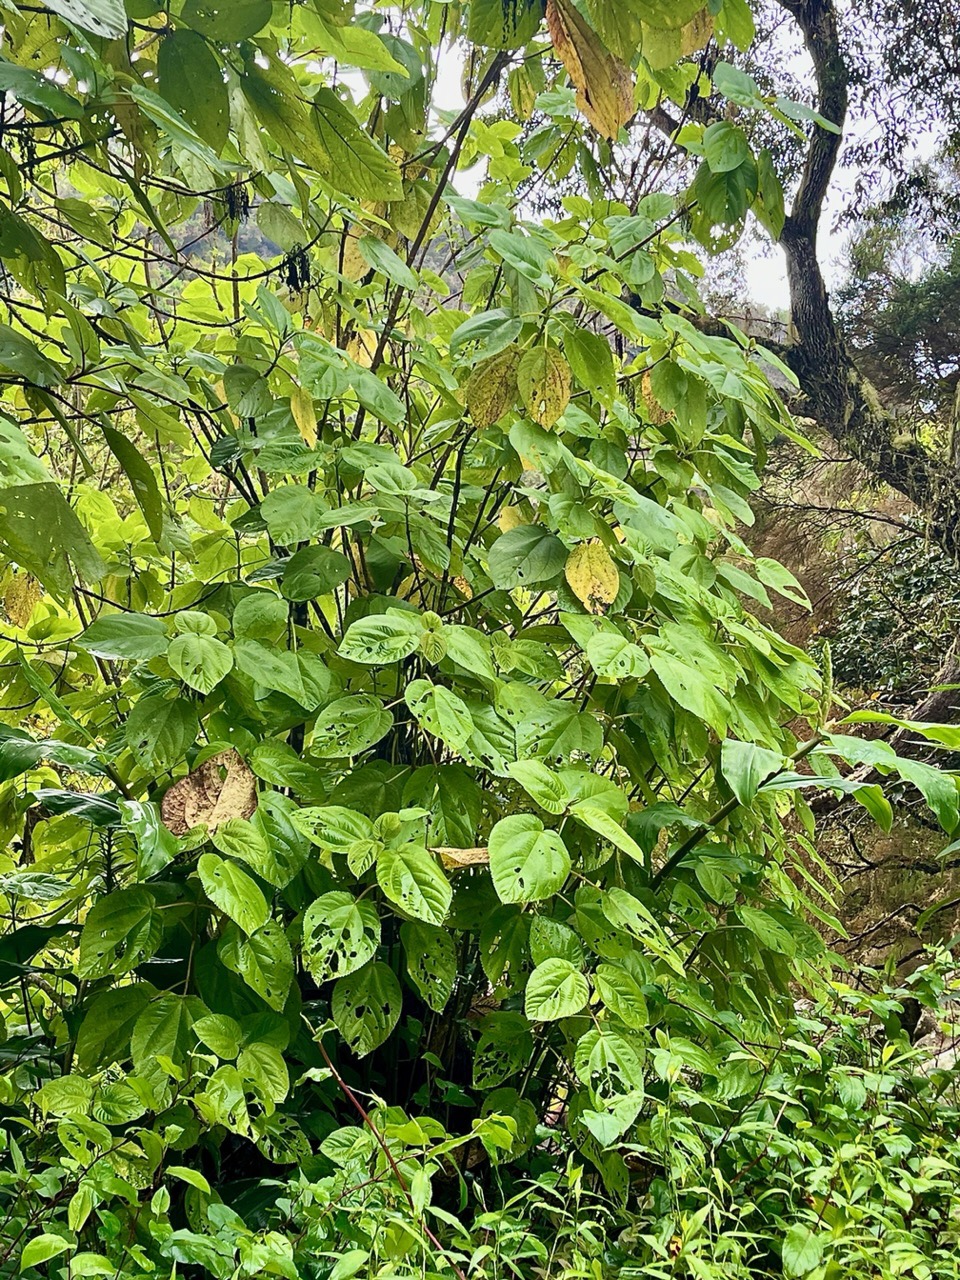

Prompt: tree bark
xmin=775 ymin=0 xmax=960 ymax=562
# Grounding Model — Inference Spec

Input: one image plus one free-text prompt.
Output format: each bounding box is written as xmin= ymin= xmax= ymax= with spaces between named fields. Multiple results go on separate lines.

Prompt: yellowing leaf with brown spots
xmin=546 ymin=0 xmax=634 ymax=139
xmin=565 ymin=540 xmax=619 ymax=615
xmin=463 ymin=346 xmax=521 ymax=427
xmin=290 ymin=386 xmax=317 ymax=447
xmin=518 ymin=346 xmax=571 ymax=428
xmin=5 ymin=573 xmax=41 ymax=627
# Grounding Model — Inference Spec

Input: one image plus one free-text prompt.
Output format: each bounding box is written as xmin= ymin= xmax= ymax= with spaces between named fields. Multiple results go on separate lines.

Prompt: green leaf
xmin=239 ymin=1041 xmax=289 ymax=1103
xmin=45 ymin=0 xmax=125 ymax=35
xmin=77 ymin=613 xmax=168 ymax=661
xmin=168 ymin=633 xmax=233 ymax=694
xmin=703 ymin=121 xmax=751 ymax=173
xmin=358 ymin=235 xmax=417 ymax=290
xmin=281 ymin=546 xmax=351 ymax=601
xmin=194 ymin=1013 xmax=242 ymax=1059
xmin=377 ymin=845 xmax=452 ymax=925
xmin=212 ymin=818 xmax=285 ymax=887
xmin=311 ymin=88 xmax=403 ymax=201
xmin=0 ymin=61 xmax=83 ymax=118
xmin=0 ymin=482 xmax=105 ymax=593
xmin=21 ymin=1235 xmax=74 ymax=1271
xmin=332 ymin=961 xmax=402 ymax=1056
xmin=755 ymin=557 xmax=810 ymax=608
xmin=182 ymin=0 xmax=271 ymax=39
xmin=101 ymin=425 xmax=164 ymax=543
xmin=339 ymin=610 xmax=423 ymax=663
xmin=569 ymin=801 xmax=646 ymax=864
xmin=131 ymin=992 xmax=202 ymax=1076
xmin=782 ymin=1225 xmax=823 ymax=1277
xmin=157 ymin=30 xmax=229 ymax=152
xmin=218 ymin=920 xmax=294 ymax=1010
xmin=489 ymin=814 xmax=570 ymax=904
xmin=594 ymin=958 xmax=649 ymax=1030
xmin=506 ymin=760 xmax=570 ymax=815
xmin=401 ymin=921 xmax=456 ymax=1010
xmin=488 ymin=525 xmax=568 ymax=589
xmin=78 ymin=887 xmax=161 ymax=980
xmin=564 ymin=326 xmax=616 ymax=402
xmin=125 ymin=695 xmax=197 ymax=772
xmin=302 ymin=891 xmax=380 ymax=982
xmin=233 ymin=593 xmax=289 ymax=642
xmin=405 ymin=679 xmax=475 ymax=751
xmin=75 ymin=984 xmax=153 ymax=1072
xmin=120 ymin=799 xmax=180 ymax=879
xmin=198 ymin=853 xmax=270 ymax=935
xmin=474 ymin=1010 xmax=534 ymax=1087
xmin=586 ymin=632 xmax=650 ymax=679
xmin=720 ymin=739 xmax=785 ymax=806
xmin=524 ymin=958 xmax=589 ymax=1021
xmin=468 ymin=0 xmax=541 ymax=47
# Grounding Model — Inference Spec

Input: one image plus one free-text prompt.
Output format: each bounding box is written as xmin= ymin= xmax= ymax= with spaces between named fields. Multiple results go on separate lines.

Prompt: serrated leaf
xmin=377 ymin=845 xmax=451 ymax=925
xmin=198 ymin=853 xmax=270 ymax=935
xmin=489 ymin=814 xmax=570 ymax=904
xmin=524 ymin=957 xmax=589 ymax=1021
xmin=332 ymin=961 xmax=401 ymax=1056
xmin=401 ymin=921 xmax=456 ymax=1010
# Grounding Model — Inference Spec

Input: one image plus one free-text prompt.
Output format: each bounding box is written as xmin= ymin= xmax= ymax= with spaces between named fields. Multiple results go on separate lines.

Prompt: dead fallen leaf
xmin=161 ymin=748 xmax=257 ymax=836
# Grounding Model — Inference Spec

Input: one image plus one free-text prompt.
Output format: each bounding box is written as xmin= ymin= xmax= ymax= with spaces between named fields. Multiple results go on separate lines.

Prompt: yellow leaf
xmin=463 ymin=346 xmax=521 ymax=427
xmin=346 ymin=328 xmax=377 ymax=367
xmin=290 ymin=386 xmax=317 ymax=447
xmin=680 ymin=9 xmax=713 ymax=55
xmin=641 ymin=371 xmax=670 ymax=425
xmin=546 ymin=0 xmax=634 ymax=139
xmin=518 ymin=346 xmax=571 ymax=428
xmin=498 ymin=505 xmax=526 ymax=533
xmin=338 ymin=226 xmax=367 ymax=281
xmin=4 ymin=572 xmax=41 ymax=627
xmin=435 ymin=846 xmax=489 ymax=870
xmin=565 ymin=540 xmax=619 ymax=615
xmin=640 ymin=9 xmax=713 ymax=70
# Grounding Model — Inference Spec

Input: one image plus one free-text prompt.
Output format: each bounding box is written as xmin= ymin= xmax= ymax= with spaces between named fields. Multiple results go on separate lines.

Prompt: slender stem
xmin=650 ymin=731 xmax=829 ymax=889
xmin=315 ymin=1037 xmax=469 ymax=1280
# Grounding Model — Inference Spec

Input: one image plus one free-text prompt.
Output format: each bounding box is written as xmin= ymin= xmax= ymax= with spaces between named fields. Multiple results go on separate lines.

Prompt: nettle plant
xmin=0 ymin=0 xmax=959 ymax=1275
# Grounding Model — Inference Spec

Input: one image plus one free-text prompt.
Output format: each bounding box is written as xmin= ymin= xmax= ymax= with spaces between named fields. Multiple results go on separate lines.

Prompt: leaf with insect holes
xmin=489 ymin=814 xmax=571 ymax=904
xmin=401 ymin=921 xmax=456 ymax=1010
xmin=302 ymin=891 xmax=380 ymax=982
xmin=525 ymin=957 xmax=589 ymax=1021
xmin=332 ymin=960 xmax=402 ymax=1056
xmin=377 ymin=844 xmax=452 ymax=925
